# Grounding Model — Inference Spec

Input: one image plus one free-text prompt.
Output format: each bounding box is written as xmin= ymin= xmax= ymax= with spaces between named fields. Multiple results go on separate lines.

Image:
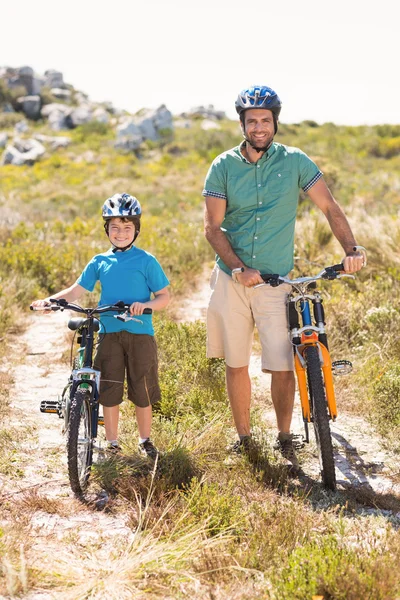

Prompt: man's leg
xmin=270 ymin=370 xmax=295 ymax=433
xmin=226 ymin=365 xmax=252 ymax=436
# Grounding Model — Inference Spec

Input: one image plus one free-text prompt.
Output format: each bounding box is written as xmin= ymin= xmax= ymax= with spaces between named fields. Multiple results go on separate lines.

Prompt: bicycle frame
xmin=288 ymin=289 xmax=337 ymax=442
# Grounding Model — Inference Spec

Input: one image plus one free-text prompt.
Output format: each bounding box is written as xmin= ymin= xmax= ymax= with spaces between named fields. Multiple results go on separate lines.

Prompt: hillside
xmin=1 ymin=68 xmax=400 ymax=599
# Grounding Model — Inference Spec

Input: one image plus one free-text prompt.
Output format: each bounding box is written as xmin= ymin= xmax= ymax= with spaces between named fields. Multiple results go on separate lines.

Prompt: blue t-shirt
xmin=76 ymin=246 xmax=169 ymax=335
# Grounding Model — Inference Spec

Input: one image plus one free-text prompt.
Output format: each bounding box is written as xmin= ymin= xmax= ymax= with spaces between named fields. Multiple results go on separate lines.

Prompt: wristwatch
xmin=232 ymin=267 xmax=245 ymax=283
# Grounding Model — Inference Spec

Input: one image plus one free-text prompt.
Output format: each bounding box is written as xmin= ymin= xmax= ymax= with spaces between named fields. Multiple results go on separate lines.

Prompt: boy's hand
xmin=30 ymin=299 xmax=52 ymax=312
xmin=129 ymin=302 xmax=148 ymax=316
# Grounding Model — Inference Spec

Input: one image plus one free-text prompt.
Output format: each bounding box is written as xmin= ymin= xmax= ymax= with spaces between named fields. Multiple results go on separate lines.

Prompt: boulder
xmin=1 ymin=137 xmax=45 ymax=165
xmin=92 ymin=107 xmax=110 ymax=123
xmin=50 ymin=88 xmax=72 ymax=101
xmin=41 ymin=103 xmax=71 ymax=130
xmin=34 ymin=133 xmax=71 ymax=149
xmin=182 ymin=105 xmax=226 ymax=120
xmin=44 ymin=69 xmax=64 ymax=89
xmin=67 ymin=104 xmax=92 ymax=127
xmin=115 ymin=118 xmax=143 ymax=150
xmin=14 ymin=120 xmax=29 ymax=133
xmin=0 ymin=132 xmax=8 ymax=148
xmin=16 ymin=95 xmax=42 ymax=120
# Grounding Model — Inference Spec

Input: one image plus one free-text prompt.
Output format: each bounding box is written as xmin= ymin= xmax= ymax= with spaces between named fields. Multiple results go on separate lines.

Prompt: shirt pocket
xmin=267 ymin=170 xmax=292 ymax=195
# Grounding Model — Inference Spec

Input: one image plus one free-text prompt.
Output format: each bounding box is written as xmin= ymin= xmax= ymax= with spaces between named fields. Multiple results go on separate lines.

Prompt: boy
xmin=31 ymin=193 xmax=170 ymax=458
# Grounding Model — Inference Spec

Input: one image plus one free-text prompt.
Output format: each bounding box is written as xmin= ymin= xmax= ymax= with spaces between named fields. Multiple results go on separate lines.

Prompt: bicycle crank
xmin=331 ymin=360 xmax=353 ymax=376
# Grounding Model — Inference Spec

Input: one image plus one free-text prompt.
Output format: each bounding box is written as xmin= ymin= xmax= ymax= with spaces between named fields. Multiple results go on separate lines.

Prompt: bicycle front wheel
xmin=67 ymin=388 xmax=93 ymax=497
xmin=305 ymin=345 xmax=336 ymax=491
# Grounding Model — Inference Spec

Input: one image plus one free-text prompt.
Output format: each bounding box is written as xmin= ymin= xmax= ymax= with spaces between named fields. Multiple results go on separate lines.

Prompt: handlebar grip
xmin=143 ymin=308 xmax=153 ymax=314
xmin=331 ymin=264 xmax=344 ymax=272
xmin=260 ymin=274 xmax=281 ymax=286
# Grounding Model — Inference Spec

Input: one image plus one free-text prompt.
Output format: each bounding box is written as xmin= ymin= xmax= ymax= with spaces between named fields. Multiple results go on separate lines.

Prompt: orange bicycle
xmin=260 ymin=247 xmax=366 ymax=490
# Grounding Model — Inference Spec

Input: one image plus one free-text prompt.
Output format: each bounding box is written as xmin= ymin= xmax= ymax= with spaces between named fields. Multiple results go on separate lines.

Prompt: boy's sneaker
xmin=274 ymin=432 xmax=299 ymax=469
xmin=230 ymin=436 xmax=252 ymax=455
xmin=138 ymin=438 xmax=158 ymax=460
xmin=106 ymin=441 xmax=121 ymax=454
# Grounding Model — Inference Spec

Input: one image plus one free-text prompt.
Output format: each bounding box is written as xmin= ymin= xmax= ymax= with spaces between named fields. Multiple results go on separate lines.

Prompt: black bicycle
xmin=32 ymin=299 xmax=151 ymax=497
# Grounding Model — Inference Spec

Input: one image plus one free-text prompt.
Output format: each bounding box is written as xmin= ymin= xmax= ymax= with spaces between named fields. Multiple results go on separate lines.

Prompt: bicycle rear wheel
xmin=67 ymin=388 xmax=93 ymax=497
xmin=305 ymin=345 xmax=336 ymax=491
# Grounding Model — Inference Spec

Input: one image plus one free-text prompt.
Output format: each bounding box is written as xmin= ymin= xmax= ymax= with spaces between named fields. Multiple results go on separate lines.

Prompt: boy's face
xmin=108 ymin=218 xmax=136 ymax=249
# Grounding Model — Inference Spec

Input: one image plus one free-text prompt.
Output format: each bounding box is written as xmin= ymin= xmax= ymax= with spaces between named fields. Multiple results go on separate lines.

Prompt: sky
xmin=2 ymin=0 xmax=399 ymax=126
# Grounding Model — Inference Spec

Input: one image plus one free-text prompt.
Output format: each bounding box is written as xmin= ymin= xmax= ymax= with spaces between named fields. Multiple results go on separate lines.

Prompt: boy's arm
xmin=31 ymin=283 xmax=87 ymax=308
xmin=129 ymin=287 xmax=170 ymax=316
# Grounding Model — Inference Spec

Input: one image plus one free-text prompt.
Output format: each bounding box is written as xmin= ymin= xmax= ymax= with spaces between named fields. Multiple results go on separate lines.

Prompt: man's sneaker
xmin=230 ymin=436 xmax=252 ymax=455
xmin=274 ymin=432 xmax=300 ymax=469
xmin=138 ymin=438 xmax=158 ymax=460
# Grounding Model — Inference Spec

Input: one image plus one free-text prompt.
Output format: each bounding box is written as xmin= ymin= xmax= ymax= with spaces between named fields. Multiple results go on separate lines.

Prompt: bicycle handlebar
xmin=259 ymin=264 xmax=355 ymax=289
xmin=30 ymin=299 xmax=153 ymax=316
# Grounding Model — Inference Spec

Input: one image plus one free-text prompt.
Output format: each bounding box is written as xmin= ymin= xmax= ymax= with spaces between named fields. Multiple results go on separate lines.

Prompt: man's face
xmin=108 ymin=218 xmax=136 ymax=248
xmin=241 ymin=108 xmax=275 ymax=150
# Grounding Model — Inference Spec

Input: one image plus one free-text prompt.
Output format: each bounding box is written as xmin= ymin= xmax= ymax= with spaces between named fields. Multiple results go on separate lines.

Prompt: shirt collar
xmin=238 ymin=141 xmax=277 ymax=164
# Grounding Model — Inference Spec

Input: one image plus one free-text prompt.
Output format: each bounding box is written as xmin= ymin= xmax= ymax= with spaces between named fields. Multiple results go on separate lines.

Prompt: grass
xmin=1 ymin=116 xmax=400 ymax=598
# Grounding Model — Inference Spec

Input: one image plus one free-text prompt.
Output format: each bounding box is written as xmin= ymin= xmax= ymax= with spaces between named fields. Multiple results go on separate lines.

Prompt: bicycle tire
xmin=305 ymin=345 xmax=336 ymax=490
xmin=67 ymin=388 xmax=93 ymax=497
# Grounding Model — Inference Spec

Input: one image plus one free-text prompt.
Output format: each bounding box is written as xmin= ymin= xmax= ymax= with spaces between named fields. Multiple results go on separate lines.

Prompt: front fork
xmin=288 ymin=297 xmax=338 ymax=442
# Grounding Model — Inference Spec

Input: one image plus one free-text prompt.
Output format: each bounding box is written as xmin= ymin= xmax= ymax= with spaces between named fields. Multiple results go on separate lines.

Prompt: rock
xmin=1 ymin=137 xmax=45 ymax=165
xmin=50 ymin=88 xmax=72 ymax=101
xmin=174 ymin=119 xmax=191 ymax=129
xmin=182 ymin=105 xmax=226 ymax=120
xmin=115 ymin=118 xmax=143 ymax=151
xmin=41 ymin=103 xmax=71 ymax=130
xmin=14 ymin=120 xmax=29 ymax=133
xmin=201 ymin=119 xmax=221 ymax=131
xmin=152 ymin=104 xmax=173 ymax=131
xmin=16 ymin=95 xmax=42 ymax=120
xmin=135 ymin=115 xmax=158 ymax=141
xmin=34 ymin=133 xmax=71 ymax=149
xmin=44 ymin=69 xmax=65 ymax=89
xmin=66 ymin=104 xmax=92 ymax=127
xmin=92 ymin=107 xmax=110 ymax=124
xmin=0 ymin=132 xmax=8 ymax=148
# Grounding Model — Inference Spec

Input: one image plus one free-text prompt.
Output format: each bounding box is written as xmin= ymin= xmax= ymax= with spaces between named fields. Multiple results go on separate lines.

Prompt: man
xmin=203 ymin=85 xmax=364 ymax=466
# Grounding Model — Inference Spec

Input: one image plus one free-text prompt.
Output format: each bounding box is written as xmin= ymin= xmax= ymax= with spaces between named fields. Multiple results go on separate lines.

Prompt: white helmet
xmin=102 ymin=193 xmax=141 ymax=219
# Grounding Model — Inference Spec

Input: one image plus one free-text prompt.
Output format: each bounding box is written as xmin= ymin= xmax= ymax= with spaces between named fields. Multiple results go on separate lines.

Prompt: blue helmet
xmin=235 ymin=85 xmax=282 ymax=118
xmin=102 ymin=193 xmax=141 ymax=220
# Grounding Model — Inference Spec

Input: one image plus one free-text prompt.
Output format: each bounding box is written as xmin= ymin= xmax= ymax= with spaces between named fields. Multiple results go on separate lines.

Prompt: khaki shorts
xmin=93 ymin=331 xmax=161 ymax=408
xmin=206 ymin=267 xmax=294 ymax=372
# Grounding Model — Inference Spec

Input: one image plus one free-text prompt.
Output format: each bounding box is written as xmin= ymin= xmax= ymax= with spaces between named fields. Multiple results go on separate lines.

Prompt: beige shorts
xmin=206 ymin=267 xmax=294 ymax=372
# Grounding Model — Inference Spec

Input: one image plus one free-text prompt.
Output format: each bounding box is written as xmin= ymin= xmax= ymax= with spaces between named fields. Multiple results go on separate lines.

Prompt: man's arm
xmin=307 ymin=179 xmax=364 ymax=273
xmin=204 ymin=196 xmax=263 ymax=286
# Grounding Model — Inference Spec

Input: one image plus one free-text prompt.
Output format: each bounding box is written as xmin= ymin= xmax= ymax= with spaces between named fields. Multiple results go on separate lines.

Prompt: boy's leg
xmin=135 ymin=405 xmax=152 ymax=440
xmin=94 ymin=333 xmax=125 ymax=443
xmin=103 ymin=405 xmax=120 ymax=442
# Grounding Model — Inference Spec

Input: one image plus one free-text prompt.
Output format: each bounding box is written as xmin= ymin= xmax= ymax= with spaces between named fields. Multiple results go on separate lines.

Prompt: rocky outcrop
xmin=115 ymin=105 xmax=173 ymax=151
xmin=1 ymin=137 xmax=45 ymax=165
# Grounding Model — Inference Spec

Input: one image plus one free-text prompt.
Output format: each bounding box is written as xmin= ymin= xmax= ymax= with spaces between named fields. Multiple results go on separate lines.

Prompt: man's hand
xmin=342 ymin=250 xmax=365 ymax=274
xmin=235 ymin=267 xmax=264 ymax=287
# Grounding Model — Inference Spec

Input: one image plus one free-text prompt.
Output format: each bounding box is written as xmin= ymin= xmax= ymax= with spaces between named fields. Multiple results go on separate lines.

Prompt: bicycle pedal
xmin=98 ymin=416 xmax=104 ymax=425
xmin=331 ymin=360 xmax=353 ymax=376
xmin=40 ymin=400 xmax=60 ymax=414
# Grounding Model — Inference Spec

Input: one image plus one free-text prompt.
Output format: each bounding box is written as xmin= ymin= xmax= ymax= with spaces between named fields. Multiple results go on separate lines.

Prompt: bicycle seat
xmin=68 ymin=318 xmax=100 ymax=332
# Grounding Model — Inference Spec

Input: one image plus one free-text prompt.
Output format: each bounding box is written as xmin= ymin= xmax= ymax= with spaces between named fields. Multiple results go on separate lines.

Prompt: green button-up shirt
xmin=203 ymin=141 xmax=322 ymax=276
